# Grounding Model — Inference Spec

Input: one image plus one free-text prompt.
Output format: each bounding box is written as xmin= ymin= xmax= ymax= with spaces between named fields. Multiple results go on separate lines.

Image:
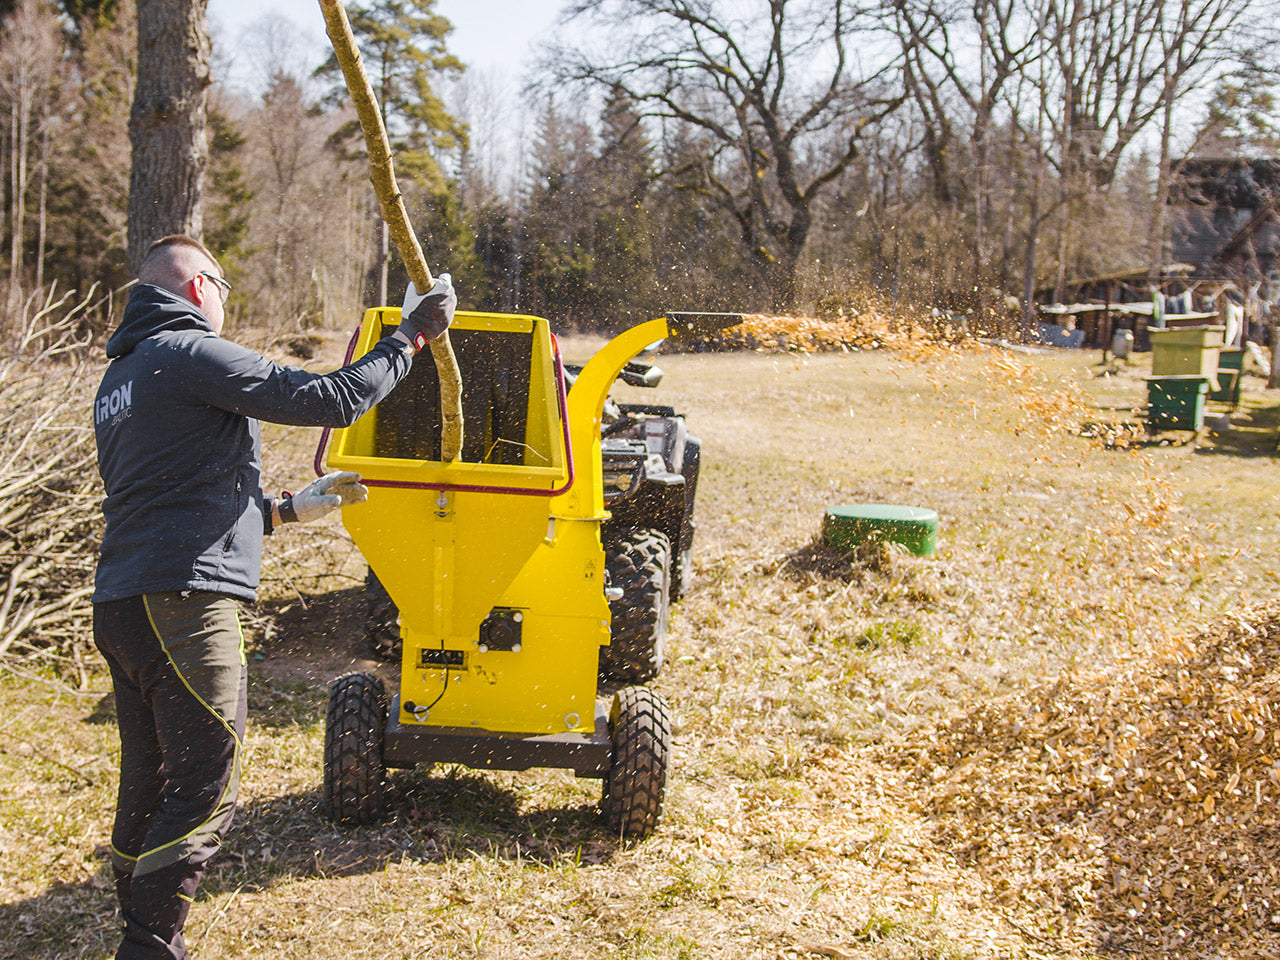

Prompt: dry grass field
xmin=5 ymin=330 xmax=1280 ymax=959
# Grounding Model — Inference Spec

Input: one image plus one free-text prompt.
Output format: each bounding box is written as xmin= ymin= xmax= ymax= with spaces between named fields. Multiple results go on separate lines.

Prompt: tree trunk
xmin=34 ymin=133 xmax=44 ymax=292
xmin=1270 ymin=316 xmax=1280 ymax=389
xmin=9 ymin=77 xmax=28 ymax=312
xmin=1150 ymin=88 xmax=1175 ymax=273
xmin=126 ymin=0 xmax=211 ymax=273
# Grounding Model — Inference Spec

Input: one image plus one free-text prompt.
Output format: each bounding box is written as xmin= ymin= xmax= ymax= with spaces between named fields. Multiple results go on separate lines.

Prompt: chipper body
xmin=319 ymin=309 xmax=673 ymax=837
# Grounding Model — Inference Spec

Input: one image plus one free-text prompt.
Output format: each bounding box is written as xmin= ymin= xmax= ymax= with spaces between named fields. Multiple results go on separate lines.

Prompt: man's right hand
xmin=399 ymin=273 xmax=456 ymax=351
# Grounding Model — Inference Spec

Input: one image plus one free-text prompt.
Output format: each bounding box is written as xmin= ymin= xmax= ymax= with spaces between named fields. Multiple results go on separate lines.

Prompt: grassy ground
xmin=4 ymin=334 xmax=1280 ymax=959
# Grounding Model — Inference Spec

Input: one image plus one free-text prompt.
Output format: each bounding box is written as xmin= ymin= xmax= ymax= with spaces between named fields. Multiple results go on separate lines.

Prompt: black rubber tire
xmin=364 ymin=567 xmax=402 ymax=662
xmin=323 ymin=672 xmax=388 ymax=825
xmin=600 ymin=529 xmax=671 ymax=684
xmin=601 ymin=685 xmax=671 ymax=837
xmin=671 ymin=546 xmax=693 ymax=604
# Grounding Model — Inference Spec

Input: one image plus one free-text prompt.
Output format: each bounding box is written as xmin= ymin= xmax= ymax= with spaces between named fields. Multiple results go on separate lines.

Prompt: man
xmin=92 ymin=234 xmax=454 ymax=960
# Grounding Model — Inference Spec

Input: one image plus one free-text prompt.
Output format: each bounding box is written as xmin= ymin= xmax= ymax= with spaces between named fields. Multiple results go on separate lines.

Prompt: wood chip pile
xmin=885 ymin=604 xmax=1280 ymax=956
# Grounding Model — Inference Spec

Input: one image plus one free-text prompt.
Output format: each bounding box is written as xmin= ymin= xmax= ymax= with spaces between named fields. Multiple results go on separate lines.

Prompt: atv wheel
xmin=324 ymin=672 xmax=388 ymax=825
xmin=364 ymin=568 xmax=402 ymax=662
xmin=600 ymin=686 xmax=671 ymax=837
xmin=600 ymin=529 xmax=670 ymax=684
xmin=671 ymin=546 xmax=693 ymax=604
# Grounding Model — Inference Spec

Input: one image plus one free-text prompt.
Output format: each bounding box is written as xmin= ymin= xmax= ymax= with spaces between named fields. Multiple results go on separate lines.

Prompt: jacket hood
xmin=107 ymin=284 xmax=213 ymax=359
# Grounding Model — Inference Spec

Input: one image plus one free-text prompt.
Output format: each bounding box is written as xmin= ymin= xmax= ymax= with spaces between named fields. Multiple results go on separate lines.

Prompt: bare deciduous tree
xmin=0 ymin=0 xmax=69 ymax=313
xmin=550 ymin=0 xmax=909 ymax=311
xmin=890 ymin=0 xmax=1041 ymax=278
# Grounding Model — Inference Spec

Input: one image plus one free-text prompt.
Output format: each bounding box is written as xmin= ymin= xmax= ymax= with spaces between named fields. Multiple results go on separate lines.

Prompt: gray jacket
xmin=93 ymin=283 xmax=409 ymax=603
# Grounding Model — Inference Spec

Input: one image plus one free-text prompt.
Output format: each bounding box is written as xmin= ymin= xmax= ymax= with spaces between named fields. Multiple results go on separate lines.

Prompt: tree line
xmin=0 ymin=0 xmax=1274 ymax=339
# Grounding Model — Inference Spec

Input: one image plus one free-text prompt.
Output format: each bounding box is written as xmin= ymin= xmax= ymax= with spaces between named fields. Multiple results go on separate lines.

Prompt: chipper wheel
xmin=600 ymin=529 xmax=671 ymax=684
xmin=364 ymin=568 xmax=402 ymax=662
xmin=324 ymin=672 xmax=388 ymax=825
xmin=601 ymin=685 xmax=671 ymax=838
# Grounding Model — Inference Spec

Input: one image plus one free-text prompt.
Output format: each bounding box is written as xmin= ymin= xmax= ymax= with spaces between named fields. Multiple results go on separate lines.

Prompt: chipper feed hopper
xmin=318 ymin=309 xmax=673 ymax=838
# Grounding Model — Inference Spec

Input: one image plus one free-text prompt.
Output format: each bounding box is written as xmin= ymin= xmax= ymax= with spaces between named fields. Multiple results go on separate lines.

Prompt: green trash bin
xmin=823 ymin=504 xmax=938 ymax=557
xmin=1144 ymin=375 xmax=1209 ymax=432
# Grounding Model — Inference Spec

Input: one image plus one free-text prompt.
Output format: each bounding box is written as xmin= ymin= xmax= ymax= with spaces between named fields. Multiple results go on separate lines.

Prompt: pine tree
xmin=203 ymin=106 xmax=253 ymax=294
xmin=522 ymin=97 xmax=597 ymax=328
xmin=1197 ymin=65 xmax=1280 ymax=157
xmin=589 ymin=87 xmax=658 ymax=326
xmin=44 ymin=0 xmax=134 ymax=307
xmin=315 ymin=0 xmax=468 ymax=304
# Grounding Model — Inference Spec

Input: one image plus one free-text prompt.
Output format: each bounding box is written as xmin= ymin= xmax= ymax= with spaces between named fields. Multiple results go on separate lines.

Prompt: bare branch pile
xmin=0 ymin=287 xmax=101 ymax=680
xmin=888 ymin=603 xmax=1280 ymax=957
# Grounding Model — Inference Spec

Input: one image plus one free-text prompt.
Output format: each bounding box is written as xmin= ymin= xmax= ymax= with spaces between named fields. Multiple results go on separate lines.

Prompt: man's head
xmin=138 ymin=235 xmax=228 ymax=333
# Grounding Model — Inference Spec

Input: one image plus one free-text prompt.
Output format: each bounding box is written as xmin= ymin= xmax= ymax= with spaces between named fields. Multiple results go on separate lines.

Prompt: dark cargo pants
xmin=93 ymin=591 xmax=247 ymax=960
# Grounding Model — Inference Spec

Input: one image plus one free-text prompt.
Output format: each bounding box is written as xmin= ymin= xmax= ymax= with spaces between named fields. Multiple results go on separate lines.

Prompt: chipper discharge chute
xmin=318 ymin=308 xmax=673 ymax=838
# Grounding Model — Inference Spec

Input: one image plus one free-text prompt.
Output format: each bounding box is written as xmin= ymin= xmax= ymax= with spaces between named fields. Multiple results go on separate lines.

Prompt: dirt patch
xmin=250 ymin=587 xmax=395 ymax=689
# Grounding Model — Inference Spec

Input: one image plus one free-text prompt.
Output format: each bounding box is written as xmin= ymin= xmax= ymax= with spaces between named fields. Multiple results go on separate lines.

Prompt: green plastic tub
xmin=823 ymin=504 xmax=938 ymax=557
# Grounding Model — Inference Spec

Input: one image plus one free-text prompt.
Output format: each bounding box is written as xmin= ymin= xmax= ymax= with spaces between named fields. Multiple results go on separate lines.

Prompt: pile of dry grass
xmin=887 ymin=604 xmax=1280 ymax=957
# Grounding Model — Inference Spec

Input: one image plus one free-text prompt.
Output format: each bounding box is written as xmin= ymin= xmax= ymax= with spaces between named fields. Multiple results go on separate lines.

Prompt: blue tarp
xmin=1035 ymin=322 xmax=1085 ymax=348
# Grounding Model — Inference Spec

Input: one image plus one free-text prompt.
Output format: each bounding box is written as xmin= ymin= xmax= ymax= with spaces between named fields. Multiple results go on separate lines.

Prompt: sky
xmin=208 ymin=0 xmax=569 ymax=88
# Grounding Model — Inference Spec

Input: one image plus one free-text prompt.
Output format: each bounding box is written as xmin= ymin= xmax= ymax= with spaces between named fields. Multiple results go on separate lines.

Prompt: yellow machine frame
xmin=325 ymin=310 xmax=668 ymax=757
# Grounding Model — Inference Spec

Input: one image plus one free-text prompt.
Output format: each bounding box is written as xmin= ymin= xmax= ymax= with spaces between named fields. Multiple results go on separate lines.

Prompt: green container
xmin=823 ymin=504 xmax=938 ymax=557
xmin=1149 ymin=325 xmax=1224 ymax=389
xmin=1145 ymin=376 xmax=1208 ymax=432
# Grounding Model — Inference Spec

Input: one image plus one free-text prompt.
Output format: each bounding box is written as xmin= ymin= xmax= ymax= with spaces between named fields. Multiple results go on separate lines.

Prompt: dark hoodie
xmin=93 ymin=283 xmax=411 ymax=603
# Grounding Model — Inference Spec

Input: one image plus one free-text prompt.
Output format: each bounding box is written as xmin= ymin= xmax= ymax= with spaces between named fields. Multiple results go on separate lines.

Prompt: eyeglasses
xmin=199 ymin=271 xmax=232 ymax=304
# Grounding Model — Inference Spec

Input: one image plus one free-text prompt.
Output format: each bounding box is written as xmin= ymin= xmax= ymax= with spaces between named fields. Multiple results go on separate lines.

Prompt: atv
xmin=363 ymin=348 xmax=701 ymax=686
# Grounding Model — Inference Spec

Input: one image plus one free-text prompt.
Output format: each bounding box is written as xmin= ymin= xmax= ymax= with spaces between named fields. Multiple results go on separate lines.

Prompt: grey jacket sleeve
xmin=182 ymin=333 xmax=413 ymax=428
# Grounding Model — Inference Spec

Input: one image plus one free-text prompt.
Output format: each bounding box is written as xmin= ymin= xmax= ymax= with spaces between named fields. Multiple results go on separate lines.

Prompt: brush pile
xmin=0 ymin=289 xmax=102 ymax=680
xmin=888 ymin=604 xmax=1280 ymax=957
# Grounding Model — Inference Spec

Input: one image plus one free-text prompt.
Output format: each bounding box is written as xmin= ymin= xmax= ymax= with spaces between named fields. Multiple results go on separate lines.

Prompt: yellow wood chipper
xmin=316 ymin=309 xmax=675 ymax=837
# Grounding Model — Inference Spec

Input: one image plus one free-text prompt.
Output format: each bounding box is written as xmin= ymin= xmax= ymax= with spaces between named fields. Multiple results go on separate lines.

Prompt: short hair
xmin=137 ymin=235 xmax=222 ymax=295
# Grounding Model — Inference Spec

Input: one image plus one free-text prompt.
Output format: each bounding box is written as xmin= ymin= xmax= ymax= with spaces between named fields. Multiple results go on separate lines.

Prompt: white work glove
xmin=278 ymin=471 xmax=368 ymax=524
xmin=399 ymin=273 xmax=456 ymax=351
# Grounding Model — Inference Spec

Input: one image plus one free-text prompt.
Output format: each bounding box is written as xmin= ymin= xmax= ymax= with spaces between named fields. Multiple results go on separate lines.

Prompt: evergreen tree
xmin=44 ymin=0 xmax=134 ymax=306
xmin=1197 ymin=65 xmax=1280 ymax=157
xmin=315 ymin=0 xmax=468 ymax=304
xmin=203 ymin=106 xmax=253 ymax=291
xmin=648 ymin=120 xmax=756 ymax=311
xmin=588 ymin=87 xmax=659 ymax=325
xmin=60 ymin=0 xmax=118 ymax=32
xmin=522 ymin=97 xmax=597 ymax=328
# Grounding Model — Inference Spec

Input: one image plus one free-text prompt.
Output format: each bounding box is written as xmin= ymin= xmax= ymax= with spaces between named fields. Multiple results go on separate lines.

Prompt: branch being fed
xmin=317 ymin=0 xmax=463 ymax=462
